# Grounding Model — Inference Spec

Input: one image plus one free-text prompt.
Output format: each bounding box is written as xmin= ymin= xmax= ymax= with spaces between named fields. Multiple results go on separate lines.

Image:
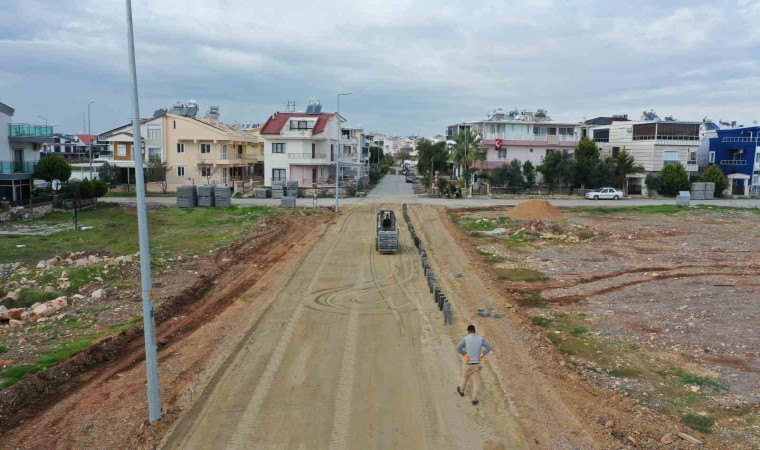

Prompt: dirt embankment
xmin=0 ymin=209 xmax=332 ymax=449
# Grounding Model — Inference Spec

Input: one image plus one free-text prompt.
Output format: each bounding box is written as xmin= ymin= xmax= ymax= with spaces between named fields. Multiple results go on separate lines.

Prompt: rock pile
xmin=0 ymin=295 xmax=69 ymax=324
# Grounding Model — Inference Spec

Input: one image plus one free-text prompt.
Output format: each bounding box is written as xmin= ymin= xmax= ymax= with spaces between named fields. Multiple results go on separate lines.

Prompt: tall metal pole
xmin=36 ymin=114 xmax=48 ymax=128
xmin=125 ymin=0 xmax=161 ymax=423
xmin=88 ymin=100 xmax=95 ymax=179
xmin=335 ymin=93 xmax=351 ymax=211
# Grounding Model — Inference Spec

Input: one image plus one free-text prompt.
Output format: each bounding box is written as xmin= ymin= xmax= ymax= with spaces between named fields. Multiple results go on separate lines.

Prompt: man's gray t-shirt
xmin=456 ymin=334 xmax=491 ymax=364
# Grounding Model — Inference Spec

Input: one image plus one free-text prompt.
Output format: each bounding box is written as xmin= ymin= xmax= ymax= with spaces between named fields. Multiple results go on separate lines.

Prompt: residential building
xmin=581 ymin=112 xmax=702 ymax=194
xmin=261 ymin=98 xmax=358 ymax=187
xmin=98 ymin=102 xmax=260 ymax=192
xmin=707 ymin=126 xmax=760 ymax=197
xmin=1 ymin=101 xmax=53 ymax=202
xmin=447 ymin=108 xmax=580 ymax=176
xmin=41 ymin=134 xmax=109 ymax=160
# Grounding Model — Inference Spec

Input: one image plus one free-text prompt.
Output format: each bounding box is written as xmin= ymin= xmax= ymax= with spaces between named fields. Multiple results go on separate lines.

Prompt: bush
xmin=660 ymin=162 xmax=690 ymax=196
xmin=91 ymin=179 xmax=109 ymax=198
xmin=699 ymin=165 xmax=728 ymax=197
xmin=369 ymin=167 xmax=382 ymax=185
xmin=645 ymin=173 xmax=662 ymax=196
xmin=34 ymin=154 xmax=72 ymax=182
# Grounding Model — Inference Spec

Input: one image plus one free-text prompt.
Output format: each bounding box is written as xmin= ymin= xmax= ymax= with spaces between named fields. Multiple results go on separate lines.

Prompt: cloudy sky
xmin=1 ymin=0 xmax=758 ymax=136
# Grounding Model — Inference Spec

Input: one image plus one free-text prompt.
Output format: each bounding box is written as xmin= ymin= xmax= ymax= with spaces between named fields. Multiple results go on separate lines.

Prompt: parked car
xmin=405 ymin=172 xmax=418 ymax=183
xmin=585 ymin=187 xmax=623 ymax=200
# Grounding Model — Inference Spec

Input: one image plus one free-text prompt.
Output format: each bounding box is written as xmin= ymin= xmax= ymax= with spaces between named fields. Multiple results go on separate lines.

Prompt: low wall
xmin=0 ymin=202 xmax=54 ymax=222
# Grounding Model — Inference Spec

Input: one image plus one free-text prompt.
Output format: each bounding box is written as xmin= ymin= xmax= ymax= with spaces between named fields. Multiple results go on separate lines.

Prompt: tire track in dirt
xmin=225 ymin=208 xmax=360 ymax=449
xmin=327 ymin=308 xmax=360 ymax=450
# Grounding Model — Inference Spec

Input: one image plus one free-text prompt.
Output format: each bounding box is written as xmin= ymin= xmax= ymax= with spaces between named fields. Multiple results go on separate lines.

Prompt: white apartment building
xmin=447 ymin=108 xmax=580 ymax=175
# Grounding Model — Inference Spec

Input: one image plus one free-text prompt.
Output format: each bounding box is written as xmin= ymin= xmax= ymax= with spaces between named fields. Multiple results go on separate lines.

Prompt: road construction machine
xmin=376 ymin=209 xmax=399 ymax=253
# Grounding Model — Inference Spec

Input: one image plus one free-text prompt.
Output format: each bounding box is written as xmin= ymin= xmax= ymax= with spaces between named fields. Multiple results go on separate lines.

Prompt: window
xmin=148 ymin=147 xmax=161 ymax=162
xmin=688 ymin=150 xmax=697 ymax=163
xmin=708 ymin=151 xmax=716 ymax=163
xmin=289 ymin=120 xmax=313 ymax=130
xmin=618 ymin=127 xmax=626 ymax=139
xmin=200 ymin=165 xmax=213 ymax=177
xmin=177 ymin=143 xmax=184 ymax=154
xmin=272 ymin=143 xmax=285 ymax=153
xmin=755 ymin=152 xmax=760 ymax=164
xmin=593 ymin=129 xmax=609 ymax=142
xmin=272 ymin=168 xmax=286 ymax=182
xmin=173 ymin=120 xmax=176 ymax=129
xmin=147 ymin=126 xmax=161 ymax=139
xmin=219 ymin=144 xmax=229 ymax=159
xmin=753 ymin=175 xmax=759 ymax=186
xmin=497 ymin=149 xmax=507 ymax=159
xmin=663 ymin=150 xmax=679 ymax=166
xmin=558 ymin=127 xmax=575 ymax=136
xmin=117 ymin=144 xmax=127 ymax=157
xmin=200 ymin=143 xmax=212 ymax=154
xmin=177 ymin=166 xmax=185 ymax=177
xmin=612 ymin=147 xmax=620 ymax=157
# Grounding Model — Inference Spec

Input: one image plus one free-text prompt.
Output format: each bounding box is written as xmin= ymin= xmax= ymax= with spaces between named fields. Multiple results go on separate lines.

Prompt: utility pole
xmin=335 ymin=93 xmax=351 ymax=212
xmin=125 ymin=0 xmax=161 ymax=423
xmin=36 ymin=114 xmax=48 ymax=128
xmin=88 ymin=100 xmax=95 ymax=179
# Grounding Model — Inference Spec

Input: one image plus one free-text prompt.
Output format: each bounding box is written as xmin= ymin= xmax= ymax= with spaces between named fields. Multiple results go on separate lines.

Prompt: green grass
xmin=0 ymin=316 xmax=142 ymax=388
xmin=570 ymin=326 xmax=589 ymax=336
xmin=0 ymin=365 xmax=39 ymax=388
xmin=565 ymin=204 xmax=760 ymax=216
xmin=1 ymin=203 xmax=286 ymax=264
xmin=530 ymin=316 xmax=551 ymax=327
xmin=517 ymin=292 xmax=546 ymax=307
xmin=4 ymin=289 xmax=64 ymax=309
xmin=454 ymin=216 xmax=518 ymax=231
xmin=496 ymin=268 xmax=549 ymax=282
xmin=476 ymin=249 xmax=507 ymax=264
xmin=683 ymin=413 xmax=716 ymax=434
xmin=0 ymin=345 xmax=6 ymax=354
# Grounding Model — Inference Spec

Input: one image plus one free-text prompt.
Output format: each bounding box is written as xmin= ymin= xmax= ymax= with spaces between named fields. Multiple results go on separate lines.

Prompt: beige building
xmin=98 ymin=105 xmax=262 ymax=192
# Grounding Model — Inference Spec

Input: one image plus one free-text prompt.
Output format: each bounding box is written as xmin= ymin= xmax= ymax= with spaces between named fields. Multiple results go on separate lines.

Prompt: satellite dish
xmin=52 ymin=179 xmax=62 ymax=192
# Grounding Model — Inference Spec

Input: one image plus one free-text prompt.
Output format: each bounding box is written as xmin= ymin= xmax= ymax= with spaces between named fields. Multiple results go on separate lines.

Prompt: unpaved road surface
xmin=163 ymin=205 xmax=529 ymax=449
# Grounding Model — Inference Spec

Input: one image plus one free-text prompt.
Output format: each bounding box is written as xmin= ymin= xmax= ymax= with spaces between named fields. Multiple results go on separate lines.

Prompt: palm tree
xmin=451 ymin=130 xmax=485 ymax=187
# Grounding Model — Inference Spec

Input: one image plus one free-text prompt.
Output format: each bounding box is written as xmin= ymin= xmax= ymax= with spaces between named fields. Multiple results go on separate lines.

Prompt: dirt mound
xmin=506 ymin=200 xmax=565 ymax=220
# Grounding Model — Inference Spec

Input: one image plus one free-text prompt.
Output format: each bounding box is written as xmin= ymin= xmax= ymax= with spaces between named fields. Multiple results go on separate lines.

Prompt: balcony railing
xmin=9 ymin=123 xmax=53 ymax=138
xmin=0 ymin=161 xmax=37 ymax=174
xmin=720 ymin=159 xmax=747 ymax=166
xmin=288 ymin=153 xmax=327 ymax=159
xmin=722 ymin=136 xmax=760 ymax=143
xmin=482 ymin=133 xmax=578 ymax=142
xmin=301 ymin=176 xmax=353 ymax=187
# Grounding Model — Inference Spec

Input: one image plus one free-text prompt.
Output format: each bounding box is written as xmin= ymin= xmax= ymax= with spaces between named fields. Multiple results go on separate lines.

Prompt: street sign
xmin=52 ymin=179 xmax=61 ymax=192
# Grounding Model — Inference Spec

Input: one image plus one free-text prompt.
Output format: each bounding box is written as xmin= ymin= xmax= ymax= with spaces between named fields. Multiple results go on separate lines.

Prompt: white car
xmin=585 ymin=187 xmax=623 ymax=200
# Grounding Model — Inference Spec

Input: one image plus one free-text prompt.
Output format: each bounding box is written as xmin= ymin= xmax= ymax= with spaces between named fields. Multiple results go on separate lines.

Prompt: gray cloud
xmin=0 ymin=0 xmax=758 ymax=136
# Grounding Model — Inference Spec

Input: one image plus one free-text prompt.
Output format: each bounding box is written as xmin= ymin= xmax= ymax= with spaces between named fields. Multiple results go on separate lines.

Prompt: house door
xmin=732 ymin=179 xmax=744 ymax=196
xmin=311 ymin=168 xmax=317 ymax=183
xmin=312 ymin=143 xmax=316 ymax=159
xmin=13 ymin=149 xmax=23 ymax=172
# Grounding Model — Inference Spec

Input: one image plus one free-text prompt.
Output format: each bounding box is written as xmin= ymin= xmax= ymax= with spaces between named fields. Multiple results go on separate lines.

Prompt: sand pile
xmin=505 ymin=200 xmax=566 ymax=221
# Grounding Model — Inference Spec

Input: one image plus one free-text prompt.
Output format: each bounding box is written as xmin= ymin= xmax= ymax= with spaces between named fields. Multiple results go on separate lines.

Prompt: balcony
xmin=288 ymin=152 xmax=327 ymax=160
xmin=9 ymin=123 xmax=53 ymax=138
xmin=0 ymin=160 xmax=37 ymax=174
xmin=482 ymin=133 xmax=578 ymax=145
xmin=720 ymin=159 xmax=747 ymax=166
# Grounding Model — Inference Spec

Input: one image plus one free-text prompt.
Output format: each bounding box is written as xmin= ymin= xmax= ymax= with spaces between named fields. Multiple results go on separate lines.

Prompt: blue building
xmin=708 ymin=126 xmax=759 ymax=197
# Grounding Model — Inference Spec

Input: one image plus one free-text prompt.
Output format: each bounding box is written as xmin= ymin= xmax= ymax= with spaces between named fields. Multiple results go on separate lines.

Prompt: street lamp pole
xmin=125 ymin=0 xmax=161 ymax=424
xmin=87 ymin=101 xmax=95 ymax=179
xmin=335 ymin=92 xmax=351 ymax=212
xmin=36 ymin=114 xmax=48 ymax=128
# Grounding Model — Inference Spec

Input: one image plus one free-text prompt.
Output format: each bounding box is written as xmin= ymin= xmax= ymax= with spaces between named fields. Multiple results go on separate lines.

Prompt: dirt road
xmin=163 ymin=205 xmax=529 ymax=449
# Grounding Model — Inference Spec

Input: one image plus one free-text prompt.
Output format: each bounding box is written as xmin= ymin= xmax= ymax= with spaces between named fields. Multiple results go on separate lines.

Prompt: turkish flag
xmin=495 ymin=139 xmax=504 ymax=149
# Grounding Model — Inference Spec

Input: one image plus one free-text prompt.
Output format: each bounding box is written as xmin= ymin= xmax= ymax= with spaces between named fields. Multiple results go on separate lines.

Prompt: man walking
xmin=456 ymin=324 xmax=491 ymax=405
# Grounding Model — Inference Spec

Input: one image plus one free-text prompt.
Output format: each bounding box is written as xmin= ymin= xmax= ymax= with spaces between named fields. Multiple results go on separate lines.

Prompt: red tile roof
xmin=76 ymin=134 xmax=98 ymax=145
xmin=260 ymin=112 xmax=336 ymax=135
